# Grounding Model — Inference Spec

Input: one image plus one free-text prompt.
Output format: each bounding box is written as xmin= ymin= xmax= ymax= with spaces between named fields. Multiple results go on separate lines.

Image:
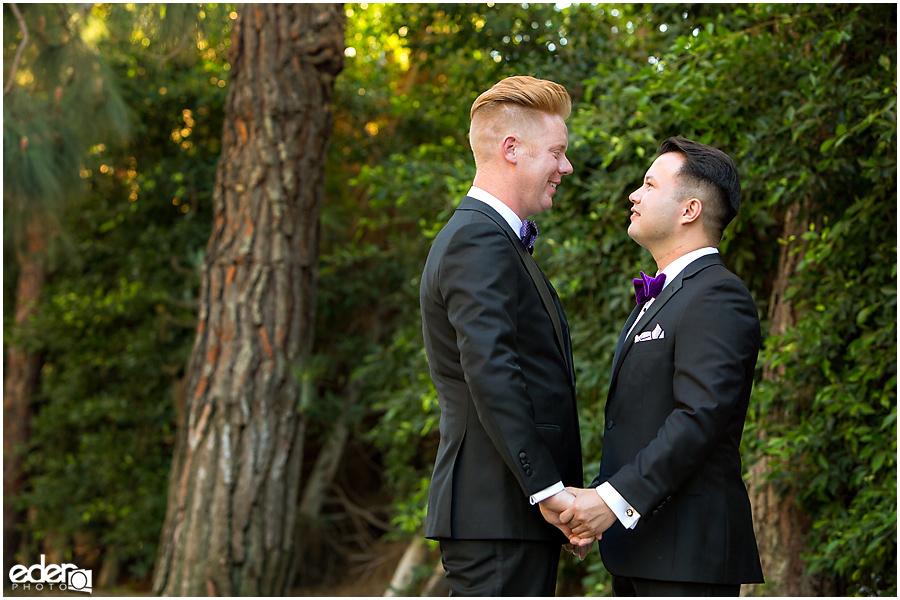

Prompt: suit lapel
xmin=610 ymin=253 xmax=723 ymax=387
xmin=610 ymin=304 xmax=642 ymax=381
xmin=457 ymin=198 xmax=568 ymax=363
xmin=518 ymin=247 xmax=567 ymax=361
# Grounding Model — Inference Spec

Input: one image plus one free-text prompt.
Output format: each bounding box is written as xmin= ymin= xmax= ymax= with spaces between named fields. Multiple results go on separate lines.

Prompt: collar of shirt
xmin=467 ymin=186 xmax=522 ymax=238
xmin=657 ymin=247 xmax=719 ymax=292
xmin=634 ymin=247 xmax=719 ymax=328
xmin=628 ymin=247 xmax=720 ymax=340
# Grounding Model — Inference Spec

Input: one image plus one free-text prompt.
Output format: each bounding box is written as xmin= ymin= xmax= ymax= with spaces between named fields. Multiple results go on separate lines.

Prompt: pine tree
xmin=151 ymin=5 xmax=345 ymax=594
xmin=3 ymin=2 xmax=129 ymax=573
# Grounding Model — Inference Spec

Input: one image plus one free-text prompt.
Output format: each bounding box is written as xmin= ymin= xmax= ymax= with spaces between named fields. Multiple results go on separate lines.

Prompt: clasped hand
xmin=538 ymin=488 xmax=600 ymax=560
xmin=540 ymin=486 xmax=617 ymax=554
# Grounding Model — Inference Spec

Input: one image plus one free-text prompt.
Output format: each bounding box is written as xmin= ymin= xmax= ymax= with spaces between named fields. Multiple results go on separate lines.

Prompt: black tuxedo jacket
xmin=592 ymin=253 xmax=764 ymax=584
xmin=420 ymin=197 xmax=583 ymax=543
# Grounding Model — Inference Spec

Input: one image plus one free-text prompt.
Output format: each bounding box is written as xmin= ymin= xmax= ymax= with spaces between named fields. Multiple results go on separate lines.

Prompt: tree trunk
xmin=384 ymin=537 xmax=430 ymax=596
xmin=422 ymin=560 xmax=449 ymax=597
xmin=746 ymin=202 xmax=835 ymax=596
xmin=152 ymin=4 xmax=344 ymax=596
xmin=3 ymin=220 xmax=48 ymax=575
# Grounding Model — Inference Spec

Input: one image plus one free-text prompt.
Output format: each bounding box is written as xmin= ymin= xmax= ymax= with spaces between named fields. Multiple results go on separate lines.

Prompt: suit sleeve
xmin=439 ymin=221 xmax=561 ymax=496
xmin=607 ymin=277 xmax=760 ymax=516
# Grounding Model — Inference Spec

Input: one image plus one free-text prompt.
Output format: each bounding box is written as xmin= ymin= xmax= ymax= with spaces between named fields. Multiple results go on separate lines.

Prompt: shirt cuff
xmin=529 ymin=481 xmax=565 ymax=505
xmin=596 ymin=482 xmax=640 ymax=529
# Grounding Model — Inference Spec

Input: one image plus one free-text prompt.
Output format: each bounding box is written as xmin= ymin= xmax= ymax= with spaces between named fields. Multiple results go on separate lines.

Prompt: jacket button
xmin=519 ymin=451 xmax=527 ymax=459
xmin=524 ymin=467 xmax=533 ymax=476
xmin=606 ymin=420 xmax=614 ymax=430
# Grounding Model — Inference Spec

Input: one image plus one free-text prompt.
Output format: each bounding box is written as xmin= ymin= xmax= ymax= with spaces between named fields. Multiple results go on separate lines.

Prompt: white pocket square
xmin=635 ymin=323 xmax=665 ymax=343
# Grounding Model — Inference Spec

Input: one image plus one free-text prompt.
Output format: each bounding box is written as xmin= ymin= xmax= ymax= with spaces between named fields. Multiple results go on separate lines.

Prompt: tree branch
xmin=4 ymin=4 xmax=29 ymax=96
xmin=331 ymin=484 xmax=392 ymax=532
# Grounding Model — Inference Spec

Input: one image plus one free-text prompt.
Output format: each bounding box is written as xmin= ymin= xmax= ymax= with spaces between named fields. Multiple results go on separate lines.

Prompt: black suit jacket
xmin=420 ymin=197 xmax=582 ymax=543
xmin=592 ymin=253 xmax=764 ymax=584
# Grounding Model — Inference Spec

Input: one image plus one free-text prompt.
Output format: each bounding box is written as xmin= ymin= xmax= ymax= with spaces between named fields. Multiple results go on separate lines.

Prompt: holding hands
xmin=559 ymin=487 xmax=617 ymax=546
xmin=538 ymin=489 xmax=597 ymax=560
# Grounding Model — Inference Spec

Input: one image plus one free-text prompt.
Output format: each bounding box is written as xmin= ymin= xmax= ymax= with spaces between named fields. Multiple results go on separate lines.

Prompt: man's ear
xmin=502 ymin=135 xmax=518 ymax=164
xmin=681 ymin=197 xmax=702 ymax=224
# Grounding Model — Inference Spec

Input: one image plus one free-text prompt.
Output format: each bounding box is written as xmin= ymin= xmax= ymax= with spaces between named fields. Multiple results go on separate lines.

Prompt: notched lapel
xmin=610 ymin=305 xmax=642 ymax=380
xmin=515 ymin=236 xmax=567 ymax=363
xmin=609 ymin=279 xmax=682 ymax=387
xmin=631 ymin=277 xmax=682 ymax=338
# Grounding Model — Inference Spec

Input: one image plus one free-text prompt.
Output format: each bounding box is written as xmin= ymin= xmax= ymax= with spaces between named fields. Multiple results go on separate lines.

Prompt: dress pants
xmin=439 ymin=539 xmax=560 ymax=596
xmin=612 ymin=575 xmax=740 ymax=597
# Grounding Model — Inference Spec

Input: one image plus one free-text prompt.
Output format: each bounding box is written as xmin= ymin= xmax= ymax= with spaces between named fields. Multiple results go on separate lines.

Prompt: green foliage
xmin=347 ymin=3 xmax=897 ymax=595
xmin=10 ymin=3 xmax=233 ymax=579
xmin=754 ymin=200 xmax=896 ymax=593
xmin=319 ymin=4 xmax=484 ymax=512
xmin=750 ymin=69 xmax=897 ymax=589
xmin=8 ymin=2 xmax=896 ymax=594
xmin=20 ymin=276 xmax=180 ymax=577
xmin=3 ymin=3 xmax=131 ymax=255
xmin=567 ymin=4 xmax=896 ymax=594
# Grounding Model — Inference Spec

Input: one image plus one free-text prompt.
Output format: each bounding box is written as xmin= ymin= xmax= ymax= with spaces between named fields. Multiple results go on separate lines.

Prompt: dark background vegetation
xmin=4 ymin=3 xmax=896 ymax=596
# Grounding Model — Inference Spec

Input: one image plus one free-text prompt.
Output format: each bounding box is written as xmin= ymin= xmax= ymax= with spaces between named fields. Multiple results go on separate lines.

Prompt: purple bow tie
xmin=519 ymin=220 xmax=538 ymax=254
xmin=633 ymin=271 xmax=666 ymax=304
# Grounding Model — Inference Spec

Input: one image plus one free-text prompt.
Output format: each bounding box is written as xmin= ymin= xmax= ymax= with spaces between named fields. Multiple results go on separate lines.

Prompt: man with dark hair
xmin=549 ymin=136 xmax=764 ymax=595
xmin=656 ymin=136 xmax=740 ymax=239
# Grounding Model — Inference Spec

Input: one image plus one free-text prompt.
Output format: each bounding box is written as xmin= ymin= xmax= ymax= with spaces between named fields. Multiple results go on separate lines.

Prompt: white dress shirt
xmin=599 ymin=246 xmax=720 ymax=529
xmin=466 ymin=186 xmax=522 ymax=237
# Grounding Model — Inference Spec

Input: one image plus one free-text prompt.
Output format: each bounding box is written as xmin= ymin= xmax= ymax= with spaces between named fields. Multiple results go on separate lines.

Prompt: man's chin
xmin=626 ymin=225 xmax=641 ymax=244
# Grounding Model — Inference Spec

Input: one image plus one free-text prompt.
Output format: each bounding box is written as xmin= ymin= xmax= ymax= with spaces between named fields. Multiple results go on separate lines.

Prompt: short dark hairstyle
xmin=657 ymin=137 xmax=740 ymax=241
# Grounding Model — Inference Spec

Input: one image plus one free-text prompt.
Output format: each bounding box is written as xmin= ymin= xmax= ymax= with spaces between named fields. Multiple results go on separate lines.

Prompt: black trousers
xmin=612 ymin=575 xmax=741 ymax=597
xmin=439 ymin=539 xmax=560 ymax=596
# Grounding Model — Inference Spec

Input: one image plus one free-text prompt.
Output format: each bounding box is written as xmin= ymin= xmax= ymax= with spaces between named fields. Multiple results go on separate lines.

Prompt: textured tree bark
xmin=745 ymin=202 xmax=835 ymax=597
xmin=3 ymin=221 xmax=48 ymax=576
xmin=152 ymin=4 xmax=344 ymax=596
